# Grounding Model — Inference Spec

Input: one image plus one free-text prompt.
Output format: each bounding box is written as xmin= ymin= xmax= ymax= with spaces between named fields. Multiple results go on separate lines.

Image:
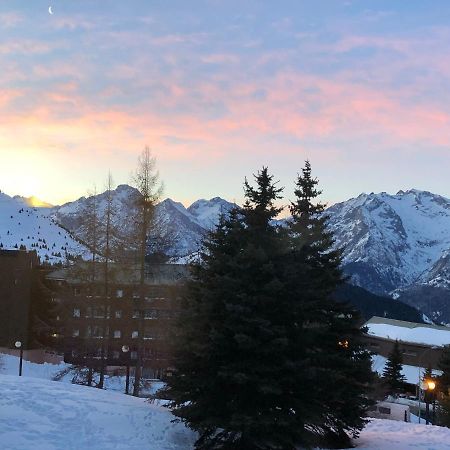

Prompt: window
xmin=114 ymin=330 xmax=121 ymax=338
xmin=132 ymin=310 xmax=140 ymax=319
xmin=115 ymin=310 xmax=122 ymax=319
xmin=93 ymin=307 xmax=105 ymax=319
xmin=131 ymin=351 xmax=138 ymax=360
xmin=85 ymin=306 xmax=92 ymax=318
xmin=112 ymin=351 xmax=120 ymax=359
xmin=131 ymin=331 xmax=138 ymax=339
xmin=72 ymin=329 xmax=80 ymax=337
xmin=74 ymin=287 xmax=81 ymax=296
xmin=116 ymin=289 xmax=123 ymax=298
xmin=402 ymin=350 xmax=417 ymax=357
xmin=378 ymin=407 xmax=391 ymax=415
xmin=73 ymin=308 xmax=80 ymax=318
xmin=144 ymin=309 xmax=158 ymax=319
xmin=87 ymin=326 xmax=104 ymax=338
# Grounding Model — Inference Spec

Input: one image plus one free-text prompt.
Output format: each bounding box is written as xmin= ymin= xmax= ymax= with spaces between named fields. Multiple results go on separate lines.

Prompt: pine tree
xmin=382 ymin=340 xmax=406 ymax=394
xmin=439 ymin=345 xmax=450 ymax=396
xmin=164 ymin=168 xmax=293 ymax=449
xmin=283 ymin=160 xmax=373 ymax=447
xmin=163 ymin=165 xmax=372 ymax=449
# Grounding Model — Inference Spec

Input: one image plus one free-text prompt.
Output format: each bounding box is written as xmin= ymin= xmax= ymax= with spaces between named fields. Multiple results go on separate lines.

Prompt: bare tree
xmin=71 ymin=185 xmax=102 ymax=386
xmin=130 ymin=147 xmax=163 ymax=396
xmin=98 ymin=171 xmax=117 ymax=388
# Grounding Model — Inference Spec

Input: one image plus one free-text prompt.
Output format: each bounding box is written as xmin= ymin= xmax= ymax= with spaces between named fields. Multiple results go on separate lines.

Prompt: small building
xmin=47 ymin=263 xmax=189 ymax=379
xmin=362 ymin=316 xmax=450 ymax=369
xmin=367 ymin=401 xmax=410 ymax=422
xmin=0 ymin=249 xmax=39 ymax=348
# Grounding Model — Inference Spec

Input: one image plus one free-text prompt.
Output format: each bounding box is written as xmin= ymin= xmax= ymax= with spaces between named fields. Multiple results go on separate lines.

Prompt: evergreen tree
xmin=382 ymin=340 xmax=406 ymax=394
xmin=283 ymin=160 xmax=373 ymax=447
xmin=163 ymin=165 xmax=372 ymax=449
xmin=438 ymin=345 xmax=450 ymax=396
xmin=164 ymin=168 xmax=293 ymax=449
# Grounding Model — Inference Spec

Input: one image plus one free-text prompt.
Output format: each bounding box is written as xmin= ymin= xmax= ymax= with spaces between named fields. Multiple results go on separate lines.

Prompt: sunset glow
xmin=1 ymin=1 xmax=450 ymax=206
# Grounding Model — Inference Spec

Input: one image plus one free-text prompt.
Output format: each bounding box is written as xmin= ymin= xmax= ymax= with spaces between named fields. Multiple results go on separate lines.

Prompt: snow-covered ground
xmin=352 ymin=418 xmax=450 ymax=449
xmin=2 ymin=354 xmax=450 ymax=449
xmin=0 ymin=353 xmax=163 ymax=395
xmin=0 ymin=353 xmax=68 ymax=380
xmin=2 ymin=371 xmax=450 ymax=449
xmin=0 ymin=375 xmax=196 ymax=450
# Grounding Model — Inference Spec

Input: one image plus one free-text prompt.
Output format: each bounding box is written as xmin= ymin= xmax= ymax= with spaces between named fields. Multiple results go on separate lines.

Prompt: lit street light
xmin=15 ymin=341 xmax=23 ymax=376
xmin=417 ymin=346 xmax=439 ymax=424
xmin=122 ymin=345 xmax=131 ymax=395
xmin=423 ymin=379 xmax=436 ymax=425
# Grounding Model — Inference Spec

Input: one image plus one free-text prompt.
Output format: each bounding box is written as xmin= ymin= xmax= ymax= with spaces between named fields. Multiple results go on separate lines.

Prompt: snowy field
xmin=2 ymin=354 xmax=450 ymax=449
xmin=0 ymin=375 xmax=197 ymax=450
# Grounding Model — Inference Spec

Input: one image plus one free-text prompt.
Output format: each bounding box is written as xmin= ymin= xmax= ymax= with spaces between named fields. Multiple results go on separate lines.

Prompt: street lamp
xmin=15 ymin=341 xmax=23 ymax=376
xmin=423 ymin=379 xmax=436 ymax=425
xmin=417 ymin=346 xmax=439 ymax=424
xmin=122 ymin=345 xmax=130 ymax=395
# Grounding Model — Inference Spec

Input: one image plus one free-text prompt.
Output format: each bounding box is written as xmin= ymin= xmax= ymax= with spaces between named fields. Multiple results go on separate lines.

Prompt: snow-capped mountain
xmin=51 ymin=184 xmax=139 ymax=237
xmin=0 ymin=191 xmax=87 ymax=264
xmin=50 ymin=185 xmax=236 ymax=257
xmin=5 ymin=183 xmax=450 ymax=321
xmin=327 ymin=189 xmax=450 ymax=323
xmin=187 ymin=197 xmax=236 ymax=229
xmin=327 ymin=189 xmax=450 ymax=293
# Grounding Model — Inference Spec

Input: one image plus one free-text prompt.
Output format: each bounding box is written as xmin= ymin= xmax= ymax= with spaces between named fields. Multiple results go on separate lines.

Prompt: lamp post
xmin=423 ymin=379 xmax=436 ymax=425
xmin=122 ymin=345 xmax=130 ymax=395
xmin=417 ymin=346 xmax=439 ymax=424
xmin=15 ymin=341 xmax=23 ymax=376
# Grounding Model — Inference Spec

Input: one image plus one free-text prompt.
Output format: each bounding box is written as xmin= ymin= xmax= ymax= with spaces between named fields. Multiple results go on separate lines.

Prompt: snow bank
xmin=0 ymin=375 xmax=196 ymax=450
xmin=0 ymin=353 xmax=68 ymax=380
xmin=0 ymin=353 xmax=164 ymax=395
xmin=352 ymin=418 xmax=450 ymax=449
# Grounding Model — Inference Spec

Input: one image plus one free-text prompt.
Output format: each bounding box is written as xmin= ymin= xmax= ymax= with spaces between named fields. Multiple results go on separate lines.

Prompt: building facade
xmin=0 ymin=249 xmax=39 ymax=348
xmin=47 ymin=263 xmax=188 ymax=379
xmin=362 ymin=316 xmax=450 ymax=369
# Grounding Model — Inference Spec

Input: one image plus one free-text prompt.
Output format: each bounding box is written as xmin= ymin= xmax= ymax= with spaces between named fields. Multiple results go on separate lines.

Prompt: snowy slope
xmin=0 ymin=375 xmax=196 ymax=450
xmin=0 ymin=192 xmax=87 ymax=264
xmin=1 ymin=374 xmax=450 ymax=450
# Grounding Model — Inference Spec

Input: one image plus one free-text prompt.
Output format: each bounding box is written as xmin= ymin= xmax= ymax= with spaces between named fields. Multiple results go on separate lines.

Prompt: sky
xmin=1 ymin=0 xmax=450 ymax=207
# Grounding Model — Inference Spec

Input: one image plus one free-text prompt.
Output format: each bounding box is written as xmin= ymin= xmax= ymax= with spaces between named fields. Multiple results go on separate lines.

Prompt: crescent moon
xmin=48 ymin=6 xmax=53 ymax=15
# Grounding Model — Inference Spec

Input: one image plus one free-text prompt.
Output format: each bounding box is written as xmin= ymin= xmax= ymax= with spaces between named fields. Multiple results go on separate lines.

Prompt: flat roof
xmin=364 ymin=316 xmax=450 ymax=347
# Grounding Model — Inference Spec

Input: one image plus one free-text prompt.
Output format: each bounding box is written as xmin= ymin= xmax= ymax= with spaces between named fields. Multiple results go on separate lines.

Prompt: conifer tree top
xmin=243 ymin=166 xmax=283 ymax=229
